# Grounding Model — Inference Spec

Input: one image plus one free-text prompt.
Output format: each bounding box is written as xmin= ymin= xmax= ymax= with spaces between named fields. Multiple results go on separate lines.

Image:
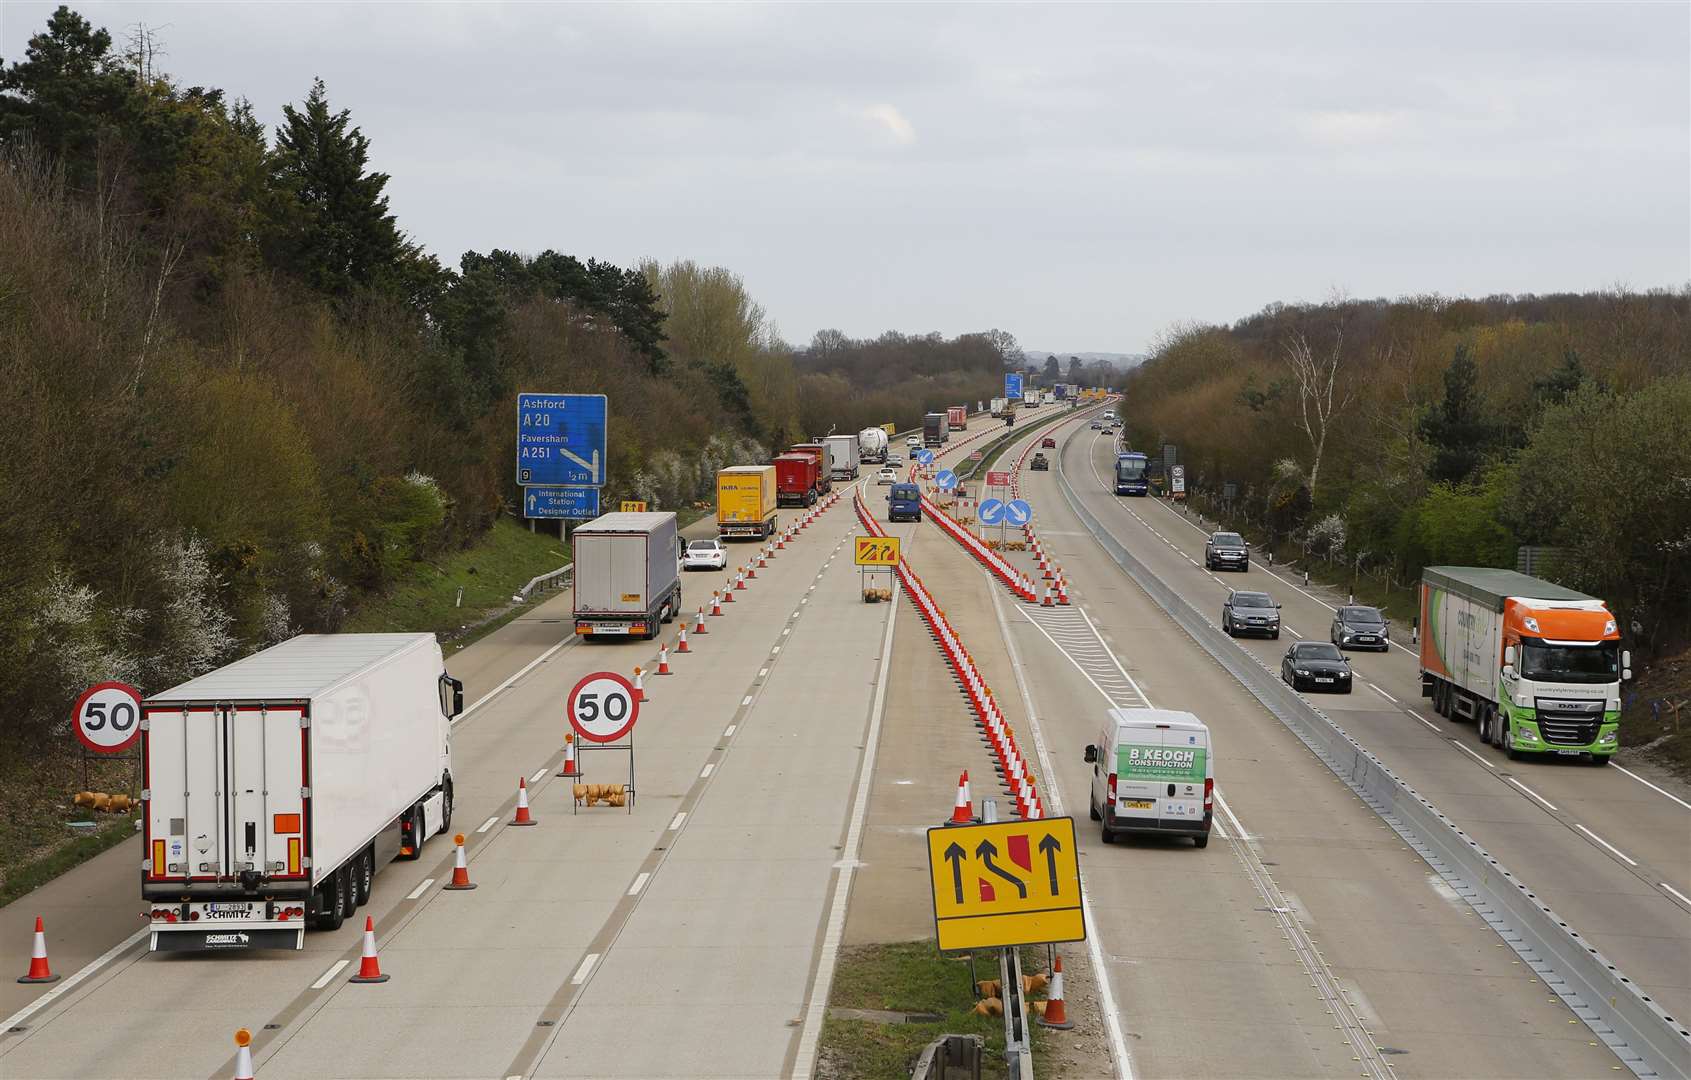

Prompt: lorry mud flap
xmin=151 ymin=927 xmax=304 ymax=952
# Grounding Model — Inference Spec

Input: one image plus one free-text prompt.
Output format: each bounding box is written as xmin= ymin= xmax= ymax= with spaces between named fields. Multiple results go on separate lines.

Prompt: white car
xmin=682 ymin=538 xmax=728 ymax=571
xmin=876 ymin=468 xmax=897 ymax=485
xmin=886 ymin=454 xmax=904 ymax=468
xmin=906 ymin=436 xmax=922 ymax=451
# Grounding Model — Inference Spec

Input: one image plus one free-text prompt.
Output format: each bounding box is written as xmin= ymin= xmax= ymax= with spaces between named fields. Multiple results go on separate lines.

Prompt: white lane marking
xmin=476 ymin=815 xmax=498 ymax=835
xmin=792 ymin=577 xmax=901 ymax=1078
xmin=0 ymin=926 xmax=150 ymax=1033
xmin=1662 ymin=882 xmax=1691 ymax=907
xmin=1610 ymin=763 xmax=1691 ymax=811
xmin=1367 ymin=682 xmax=1399 ymax=704
xmin=1406 ymin=708 xmax=1440 ymax=732
xmin=628 ymin=872 xmax=651 ymax=896
xmin=570 ymin=953 xmax=600 ymax=985
xmin=458 ymin=639 xmax=569 ymax=723
xmin=741 ymin=695 xmax=754 ymax=707
xmin=405 ymin=878 xmax=435 ymax=900
xmin=772 ymin=645 xmax=782 ymax=654
xmin=1506 ymin=777 xmax=1559 ymax=811
xmin=782 ymin=627 xmax=791 ymax=636
xmin=724 ymin=724 xmax=736 ymax=737
xmin=1214 ymin=791 xmax=1253 ymax=842
xmin=986 ymin=576 xmax=1133 ymax=1079
xmin=758 ymin=667 xmax=769 ymax=678
xmin=1283 ymin=624 xmax=1300 ymax=636
xmin=700 ymin=762 xmax=716 ymax=779
xmin=668 ymin=812 xmax=687 ymax=831
xmin=311 ymin=959 xmax=351 ymax=990
xmin=1574 ymin=824 xmax=1638 ymax=866
xmin=529 ymin=767 xmax=549 ymax=784
xmin=1452 ymin=742 xmax=1496 ymax=770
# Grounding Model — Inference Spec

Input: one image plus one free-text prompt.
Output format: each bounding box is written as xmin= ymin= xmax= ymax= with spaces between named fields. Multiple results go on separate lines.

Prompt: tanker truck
xmin=857 ymin=426 xmax=890 ymax=464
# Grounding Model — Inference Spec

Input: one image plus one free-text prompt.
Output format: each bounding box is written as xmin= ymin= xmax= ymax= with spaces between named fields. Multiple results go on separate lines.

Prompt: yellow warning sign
xmin=854 ymin=536 xmax=901 ymax=566
xmin=926 ymin=817 xmax=1085 ymax=951
xmin=882 ymin=423 xmax=897 ymax=435
xmin=620 ymin=500 xmax=649 ymax=513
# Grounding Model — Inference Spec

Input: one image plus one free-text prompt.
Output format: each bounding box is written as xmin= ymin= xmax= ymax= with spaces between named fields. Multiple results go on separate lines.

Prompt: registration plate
xmin=1555 ymin=749 xmax=1582 ymax=756
xmin=203 ymin=903 xmax=257 ymax=918
xmin=1315 ymin=676 xmax=1334 ymax=683
xmin=1121 ymin=799 xmax=1155 ymax=810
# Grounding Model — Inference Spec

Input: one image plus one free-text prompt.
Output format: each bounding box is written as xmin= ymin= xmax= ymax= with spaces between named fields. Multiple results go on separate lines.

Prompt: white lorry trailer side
xmin=572 ymin=511 xmax=683 ymax=640
xmin=822 ymin=434 xmax=861 ymax=480
xmin=142 ymin=633 xmax=462 ymax=951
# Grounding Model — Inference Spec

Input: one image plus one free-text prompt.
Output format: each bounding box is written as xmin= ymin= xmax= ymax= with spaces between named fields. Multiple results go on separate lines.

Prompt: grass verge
xmin=1620 ymin=646 xmax=1691 ymax=775
xmin=817 ymin=940 xmax=1047 ymax=1080
xmin=0 ymin=747 xmax=140 ymax=908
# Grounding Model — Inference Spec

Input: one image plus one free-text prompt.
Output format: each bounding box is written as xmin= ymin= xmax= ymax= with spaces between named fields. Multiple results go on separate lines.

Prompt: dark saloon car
xmin=1331 ymin=606 xmax=1390 ymax=651
xmin=1204 ymin=531 xmax=1249 ymax=571
xmin=1222 ymin=591 xmax=1281 ymax=639
xmin=1280 ymin=642 xmax=1353 ymax=693
xmin=1030 ymin=453 xmax=1049 ymax=471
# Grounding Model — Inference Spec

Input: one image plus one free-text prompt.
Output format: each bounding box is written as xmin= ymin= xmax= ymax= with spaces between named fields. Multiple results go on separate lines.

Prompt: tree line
xmin=1122 ymin=290 xmax=1690 ymax=650
xmin=0 ymin=7 xmax=1023 ymax=744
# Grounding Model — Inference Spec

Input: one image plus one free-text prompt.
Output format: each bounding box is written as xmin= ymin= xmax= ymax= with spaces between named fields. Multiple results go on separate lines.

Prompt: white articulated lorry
xmin=822 ymin=434 xmax=861 ymax=481
xmin=572 ymin=511 xmax=683 ymax=640
xmin=141 ymin=634 xmax=462 ymax=951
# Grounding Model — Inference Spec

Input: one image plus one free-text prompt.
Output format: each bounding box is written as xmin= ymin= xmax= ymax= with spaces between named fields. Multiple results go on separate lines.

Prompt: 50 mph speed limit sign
xmin=566 ymin=671 xmax=641 ymax=743
xmin=72 ymin=681 xmax=143 ymax=754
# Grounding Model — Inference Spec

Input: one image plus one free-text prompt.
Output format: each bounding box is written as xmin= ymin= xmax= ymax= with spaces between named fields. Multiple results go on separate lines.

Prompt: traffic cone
xmin=657 ymin=644 xmax=671 ymax=674
xmin=443 ymin=834 xmax=477 ymax=890
xmin=348 ymin=915 xmax=389 ymax=983
xmin=633 ymin=667 xmax=647 ymax=702
xmin=510 ymin=777 xmax=538 ymax=826
xmin=777 ymin=532 xmax=786 ymax=550
xmin=17 ymin=916 xmax=57 ymax=983
xmin=711 ymin=593 xmax=724 ymax=616
xmin=232 ymin=1027 xmax=255 ymax=1080
xmin=1058 ymin=580 xmax=1070 ymax=605
xmin=557 ymin=733 xmax=579 ymax=777
xmin=677 ymin=625 xmax=690 ymax=653
xmin=948 ymin=771 xmax=973 ymax=825
xmin=735 ymin=569 xmax=747 ymax=590
xmin=1038 ymin=955 xmax=1074 ymax=1028
xmin=758 ymin=549 xmax=768 ymax=568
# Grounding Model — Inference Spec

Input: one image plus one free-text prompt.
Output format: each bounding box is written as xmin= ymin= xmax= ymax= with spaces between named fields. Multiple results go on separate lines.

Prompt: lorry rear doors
xmin=145 ymin=703 xmax=308 ymax=887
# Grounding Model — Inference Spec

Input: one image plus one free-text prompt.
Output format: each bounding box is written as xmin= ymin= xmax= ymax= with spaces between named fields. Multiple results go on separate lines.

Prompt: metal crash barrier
xmin=911 ymin=1033 xmax=984 ymax=1080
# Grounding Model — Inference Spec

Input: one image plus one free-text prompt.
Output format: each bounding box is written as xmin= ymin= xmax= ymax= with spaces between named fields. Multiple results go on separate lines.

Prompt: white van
xmin=1084 ymin=708 xmax=1212 ymax=848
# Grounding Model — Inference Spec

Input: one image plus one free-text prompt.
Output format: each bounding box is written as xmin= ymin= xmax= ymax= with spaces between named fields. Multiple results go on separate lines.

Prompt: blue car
xmin=887 ymin=483 xmax=922 ymax=523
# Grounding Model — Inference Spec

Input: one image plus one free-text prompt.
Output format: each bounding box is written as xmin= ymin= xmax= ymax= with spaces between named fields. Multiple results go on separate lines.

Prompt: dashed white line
xmin=571 ymin=953 xmax=600 ymax=985
xmin=1661 ymin=882 xmax=1691 ymax=907
xmin=311 ymin=959 xmax=351 ymax=989
xmin=1405 ymin=708 xmax=1440 ymax=732
xmin=475 ymin=815 xmax=498 ymax=835
xmin=405 ymin=878 xmax=435 ymax=900
xmin=0 ymin=926 xmax=150 ymax=1034
xmin=1574 ymin=824 xmax=1638 ymax=866
xmin=1366 ymin=682 xmax=1399 ymax=704
xmin=1452 ymin=741 xmax=1496 ymax=769
xmin=459 ymin=639 xmax=569 ymax=723
xmin=700 ymin=762 xmax=716 ymax=779
xmin=1610 ymin=763 xmax=1691 ymax=811
xmin=1506 ymin=777 xmax=1559 ymax=811
xmin=741 ymin=695 xmax=754 ymax=706
xmin=668 ymin=812 xmax=687 ymax=831
xmin=757 ymin=667 xmax=769 ymax=678
xmin=529 ymin=767 xmax=549 ymax=784
xmin=628 ymin=872 xmax=651 ymax=896
xmin=724 ymin=724 xmax=737 ymax=737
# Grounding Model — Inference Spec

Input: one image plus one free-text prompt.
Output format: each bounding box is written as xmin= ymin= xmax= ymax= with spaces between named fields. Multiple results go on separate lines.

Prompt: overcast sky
xmin=3 ymin=2 xmax=1686 ymax=352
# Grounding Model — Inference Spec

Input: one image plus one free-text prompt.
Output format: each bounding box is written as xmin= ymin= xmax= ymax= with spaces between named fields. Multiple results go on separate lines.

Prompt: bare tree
xmin=1283 ymin=312 xmax=1355 ymax=500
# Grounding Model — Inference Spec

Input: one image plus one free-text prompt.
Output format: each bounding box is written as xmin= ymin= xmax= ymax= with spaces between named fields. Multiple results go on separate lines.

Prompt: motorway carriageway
xmin=0 ymin=489 xmax=904 ymax=1079
xmin=907 ymin=402 xmax=1632 ymax=1079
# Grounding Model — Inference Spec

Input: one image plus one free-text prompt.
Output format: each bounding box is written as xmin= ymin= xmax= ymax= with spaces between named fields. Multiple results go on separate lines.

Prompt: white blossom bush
xmin=148 ymin=532 xmax=235 ymax=685
xmin=1304 ymin=513 xmax=1347 ymax=562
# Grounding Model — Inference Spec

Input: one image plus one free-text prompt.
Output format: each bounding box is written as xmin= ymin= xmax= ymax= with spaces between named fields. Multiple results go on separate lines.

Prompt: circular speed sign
xmin=566 ymin=671 xmax=640 ymax=744
xmin=71 ymin=681 xmax=144 ymax=754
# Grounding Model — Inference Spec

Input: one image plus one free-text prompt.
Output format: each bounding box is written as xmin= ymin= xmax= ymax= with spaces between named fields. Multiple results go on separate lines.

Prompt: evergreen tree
xmin=1420 ymin=344 xmax=1497 ymax=485
xmin=1533 ymin=346 xmax=1587 ymax=406
xmin=0 ymin=5 xmax=137 ymax=190
xmin=1043 ymin=354 xmax=1061 ymax=382
xmin=265 ymin=78 xmax=407 ymax=298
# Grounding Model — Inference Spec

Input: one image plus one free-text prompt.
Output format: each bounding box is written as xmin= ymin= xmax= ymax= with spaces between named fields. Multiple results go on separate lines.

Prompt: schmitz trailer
xmin=141 ymin=634 xmax=462 ymax=951
xmin=1419 ymin=566 xmax=1628 ymax=762
xmin=573 ymin=511 xmax=683 ymax=639
xmin=822 ymin=434 xmax=860 ymax=481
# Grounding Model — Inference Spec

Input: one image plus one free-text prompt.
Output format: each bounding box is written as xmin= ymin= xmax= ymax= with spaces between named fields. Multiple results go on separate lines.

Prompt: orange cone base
xmin=17 ymin=969 xmax=58 ymax=984
xmin=443 ymin=876 xmax=477 ymax=892
xmin=349 ymin=969 xmax=390 ymax=984
xmin=1038 ymin=1002 xmax=1073 ymax=1028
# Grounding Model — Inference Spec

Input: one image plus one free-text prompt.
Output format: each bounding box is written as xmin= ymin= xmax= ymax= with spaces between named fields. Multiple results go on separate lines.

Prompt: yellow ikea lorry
xmin=717 ymin=465 xmax=778 ymax=540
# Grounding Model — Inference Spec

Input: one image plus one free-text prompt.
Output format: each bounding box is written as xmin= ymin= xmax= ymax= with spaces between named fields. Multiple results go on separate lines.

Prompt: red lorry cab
xmin=773 ymin=453 xmax=821 ymax=507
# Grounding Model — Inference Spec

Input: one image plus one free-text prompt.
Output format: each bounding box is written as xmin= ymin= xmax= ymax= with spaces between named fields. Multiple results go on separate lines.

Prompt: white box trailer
xmin=822 ymin=434 xmax=861 ymax=480
xmin=572 ymin=511 xmax=683 ymax=640
xmin=141 ymin=634 xmax=462 ymax=951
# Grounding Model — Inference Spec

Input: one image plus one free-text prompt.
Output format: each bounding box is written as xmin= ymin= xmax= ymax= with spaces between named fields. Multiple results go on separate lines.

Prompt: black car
xmin=1223 ymin=590 xmax=1281 ymax=639
xmin=1030 ymin=453 xmax=1049 ymax=471
xmin=1331 ymin=606 xmax=1390 ymax=651
xmin=1204 ymin=531 xmax=1249 ymax=571
xmin=1280 ymin=642 xmax=1352 ymax=692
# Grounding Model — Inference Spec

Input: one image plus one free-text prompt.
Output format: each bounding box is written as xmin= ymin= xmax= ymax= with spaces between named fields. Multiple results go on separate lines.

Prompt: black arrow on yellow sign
xmin=976 ymin=839 xmax=1027 ymax=898
xmin=1038 ymin=833 xmax=1062 ymax=896
xmin=944 ymin=842 xmax=966 ymax=904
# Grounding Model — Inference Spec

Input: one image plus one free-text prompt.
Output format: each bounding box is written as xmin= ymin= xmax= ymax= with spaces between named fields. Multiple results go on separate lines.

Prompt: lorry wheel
xmin=1477 ymin=709 xmax=1492 ymax=745
xmin=441 ymin=777 xmax=454 ymax=831
xmin=353 ymin=848 xmax=373 ymax=907
xmin=1502 ymin=727 xmax=1522 ymax=761
xmin=338 ymin=865 xmax=358 ymax=920
xmin=1590 ymin=754 xmax=1610 ymax=766
xmin=313 ymin=874 xmax=346 ymax=932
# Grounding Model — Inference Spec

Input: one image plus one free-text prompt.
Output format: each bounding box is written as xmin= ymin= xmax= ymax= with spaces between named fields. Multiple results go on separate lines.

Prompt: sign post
xmin=855 ymin=535 xmax=900 ymax=601
xmin=565 ymin=671 xmax=640 ymax=813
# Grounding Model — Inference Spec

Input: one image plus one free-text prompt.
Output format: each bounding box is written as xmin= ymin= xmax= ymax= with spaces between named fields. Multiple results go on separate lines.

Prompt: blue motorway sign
xmin=1005 ymin=372 xmax=1023 ymax=400
xmin=1005 ymin=500 xmax=1032 ymax=527
xmin=916 ymin=449 xmax=935 ymax=466
xmin=517 ymin=393 xmax=607 ymax=486
xmin=978 ymin=498 xmax=1006 ymax=525
xmin=935 ymin=469 xmax=957 ymax=491
xmin=523 ymin=486 xmax=601 ymax=520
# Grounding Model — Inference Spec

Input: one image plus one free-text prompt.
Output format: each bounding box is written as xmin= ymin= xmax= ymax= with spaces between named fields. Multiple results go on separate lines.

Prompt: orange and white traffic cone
xmin=948 ymin=771 xmax=973 ymax=825
xmin=557 ymin=732 xmax=579 ymax=778
xmin=712 ymin=592 xmax=725 ymax=615
xmin=633 ymin=667 xmax=647 ymax=702
xmin=443 ymin=834 xmax=477 ymax=890
xmin=695 ymin=607 xmax=708 ymax=634
xmin=1038 ymin=955 xmax=1073 ymax=1028
xmin=510 ymin=777 xmax=538 ymax=827
xmin=1042 ymin=586 xmax=1053 ymax=607
xmin=17 ymin=916 xmax=57 ymax=983
xmin=1058 ymin=580 xmax=1070 ymax=605
xmin=677 ymin=625 xmax=690 ymax=653
xmin=735 ymin=569 xmax=747 ymax=591
xmin=758 ymin=548 xmax=769 ymax=568
xmin=657 ymin=644 xmax=671 ymax=674
xmin=232 ymin=1027 xmax=255 ymax=1079
xmin=348 ymin=915 xmax=389 ymax=983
